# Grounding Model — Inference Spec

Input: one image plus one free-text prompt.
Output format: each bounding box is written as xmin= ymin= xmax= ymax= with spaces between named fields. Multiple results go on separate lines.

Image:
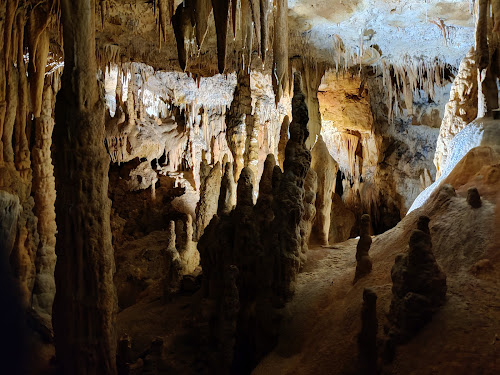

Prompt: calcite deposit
xmin=2 ymin=1 xmax=499 ymax=375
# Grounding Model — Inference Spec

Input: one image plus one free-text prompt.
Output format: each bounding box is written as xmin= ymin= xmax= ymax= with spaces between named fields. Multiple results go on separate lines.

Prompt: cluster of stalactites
xmin=166 ymin=0 xmax=283 ymax=76
xmin=379 ymin=56 xmax=451 ymax=121
xmin=0 ymin=0 xmax=61 ymax=167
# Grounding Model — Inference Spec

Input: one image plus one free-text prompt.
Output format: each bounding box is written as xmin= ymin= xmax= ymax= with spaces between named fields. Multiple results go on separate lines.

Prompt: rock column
xmin=52 ymin=1 xmax=117 ymax=374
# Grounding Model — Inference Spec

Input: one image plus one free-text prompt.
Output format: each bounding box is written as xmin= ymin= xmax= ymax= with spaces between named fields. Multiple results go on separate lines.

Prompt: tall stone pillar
xmin=52 ymin=1 xmax=117 ymax=374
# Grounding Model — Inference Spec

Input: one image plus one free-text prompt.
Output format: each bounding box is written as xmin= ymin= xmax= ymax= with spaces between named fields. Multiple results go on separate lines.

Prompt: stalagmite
xmin=386 ymin=216 xmax=447 ymax=355
xmin=299 ymin=60 xmax=326 ymax=149
xmin=52 ymin=1 xmax=117 ymax=374
xmin=277 ymin=115 xmax=289 ymax=170
xmin=467 ymin=187 xmax=482 ymax=208
xmin=211 ymin=0 xmax=230 ymax=73
xmin=272 ymin=73 xmax=311 ymax=299
xmin=311 ymin=135 xmax=338 ymax=246
xmin=218 ymin=159 xmax=237 ymax=215
xmin=162 ymin=221 xmax=183 ymax=300
xmin=272 ymin=0 xmax=288 ymax=105
xmin=299 ymin=168 xmax=317 ymax=263
xmin=226 ymin=68 xmax=252 ymax=181
xmin=353 ymin=214 xmax=373 ymax=284
xmin=358 ymin=288 xmax=378 ymax=375
xmin=195 ymin=162 xmax=222 ymax=241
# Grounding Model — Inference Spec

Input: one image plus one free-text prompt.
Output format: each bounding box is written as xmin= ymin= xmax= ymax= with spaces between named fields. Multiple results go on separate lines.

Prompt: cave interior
xmin=0 ymin=0 xmax=499 ymax=374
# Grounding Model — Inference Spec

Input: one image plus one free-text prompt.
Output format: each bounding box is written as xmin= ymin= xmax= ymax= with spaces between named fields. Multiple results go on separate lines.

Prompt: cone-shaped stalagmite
xmin=52 ymin=1 xmax=117 ymax=374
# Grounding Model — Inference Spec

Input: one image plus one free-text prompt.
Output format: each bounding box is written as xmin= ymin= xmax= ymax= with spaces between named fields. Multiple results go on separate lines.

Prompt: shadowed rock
xmin=385 ymin=216 xmax=447 ymax=359
xmin=358 ymin=288 xmax=378 ymax=375
xmin=354 ymin=214 xmax=373 ymax=283
xmin=467 ymin=187 xmax=482 ymax=208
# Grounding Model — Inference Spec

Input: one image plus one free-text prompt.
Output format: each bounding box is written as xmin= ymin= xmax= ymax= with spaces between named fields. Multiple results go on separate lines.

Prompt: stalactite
xmin=14 ymin=10 xmax=30 ymax=176
xmin=157 ymin=0 xmax=174 ymax=45
xmin=194 ymin=0 xmax=212 ymax=48
xmin=4 ymin=0 xmax=19 ymax=70
xmin=172 ymin=0 xmax=195 ymax=71
xmin=211 ymin=0 xmax=230 ymax=73
xmin=28 ymin=3 xmax=51 ymax=118
xmin=259 ymin=0 xmax=270 ymax=64
xmin=53 ymin=0 xmax=117 ymax=374
xmin=2 ymin=59 xmax=18 ymax=163
xmin=241 ymin=0 xmax=253 ymax=70
xmin=272 ymin=0 xmax=288 ymax=105
xmin=341 ymin=133 xmax=359 ymax=178
xmin=249 ymin=0 xmax=261 ymax=58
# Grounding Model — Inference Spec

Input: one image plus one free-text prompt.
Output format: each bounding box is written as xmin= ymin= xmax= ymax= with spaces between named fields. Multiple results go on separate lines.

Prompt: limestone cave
xmin=1 ymin=0 xmax=499 ymax=374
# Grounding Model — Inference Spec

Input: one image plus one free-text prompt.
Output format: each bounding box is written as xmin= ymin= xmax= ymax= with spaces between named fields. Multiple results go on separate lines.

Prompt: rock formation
xmin=52 ymin=1 xmax=117 ymax=373
xmin=218 ymin=159 xmax=237 ymax=215
xmin=353 ymin=214 xmax=373 ymax=284
xmin=31 ymin=82 xmax=58 ymax=323
xmin=434 ymin=49 xmax=478 ymax=177
xmin=311 ymin=135 xmax=339 ymax=245
xmin=329 ymin=193 xmax=356 ymax=244
xmin=386 ymin=216 xmax=447 ymax=350
xmin=299 ymin=168 xmax=318 ymax=263
xmin=198 ymin=73 xmax=311 ymax=372
xmin=467 ymin=187 xmax=482 ymax=208
xmin=162 ymin=221 xmax=183 ymax=300
xmin=195 ymin=161 xmax=222 ymax=241
xmin=226 ymin=69 xmax=252 ymax=182
xmin=358 ymin=288 xmax=378 ymax=375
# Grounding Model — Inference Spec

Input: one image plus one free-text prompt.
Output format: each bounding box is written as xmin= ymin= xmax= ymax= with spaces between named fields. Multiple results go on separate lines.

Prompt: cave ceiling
xmin=93 ymin=0 xmax=475 ymax=75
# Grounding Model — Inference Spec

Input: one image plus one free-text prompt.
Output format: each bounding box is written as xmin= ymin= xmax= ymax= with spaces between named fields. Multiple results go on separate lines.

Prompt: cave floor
xmin=254 ymin=216 xmax=500 ymax=375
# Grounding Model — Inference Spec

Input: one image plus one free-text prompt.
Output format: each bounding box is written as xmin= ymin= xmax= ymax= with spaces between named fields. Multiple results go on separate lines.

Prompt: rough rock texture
xmin=311 ymin=135 xmax=338 ymax=245
xmin=387 ymin=216 xmax=447 ymax=349
xmin=467 ymin=187 xmax=482 ymax=208
xmin=299 ymin=168 xmax=318 ymax=263
xmin=218 ymin=160 xmax=237 ymax=215
xmin=52 ymin=1 xmax=117 ymax=373
xmin=31 ymin=82 xmax=57 ymax=322
xmin=175 ymin=213 xmax=200 ymax=274
xmin=353 ymin=214 xmax=373 ymax=283
xmin=358 ymin=288 xmax=378 ymax=375
xmin=195 ymin=161 xmax=222 ymax=241
xmin=198 ymin=75 xmax=311 ymax=373
xmin=329 ymin=193 xmax=355 ymax=244
xmin=434 ymin=49 xmax=478 ymax=178
xmin=162 ymin=221 xmax=183 ymax=300
xmin=226 ymin=69 xmax=253 ymax=182
xmin=0 ymin=190 xmax=21 ymax=255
